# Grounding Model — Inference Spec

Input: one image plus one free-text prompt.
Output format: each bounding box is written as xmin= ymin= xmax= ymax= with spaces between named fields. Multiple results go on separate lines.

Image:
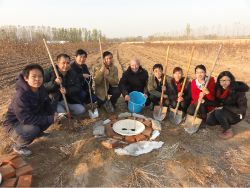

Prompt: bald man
xmin=118 ymin=58 xmax=150 ymax=105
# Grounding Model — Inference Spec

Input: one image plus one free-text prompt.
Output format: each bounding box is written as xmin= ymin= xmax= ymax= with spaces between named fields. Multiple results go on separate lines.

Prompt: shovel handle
xmin=174 ymin=46 xmax=195 ymax=115
xmin=43 ymin=39 xmax=71 ymax=118
xmin=160 ymin=46 xmax=170 ymax=106
xmin=98 ymin=37 xmax=109 ymax=99
xmin=192 ymin=44 xmax=223 ymax=121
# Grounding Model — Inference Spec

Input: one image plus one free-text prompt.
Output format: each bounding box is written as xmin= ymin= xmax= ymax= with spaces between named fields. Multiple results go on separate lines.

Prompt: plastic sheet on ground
xmin=114 ymin=141 xmax=164 ymax=156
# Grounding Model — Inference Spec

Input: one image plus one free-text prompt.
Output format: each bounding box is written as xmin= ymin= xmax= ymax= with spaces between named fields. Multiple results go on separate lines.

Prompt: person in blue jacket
xmin=3 ymin=64 xmax=58 ymax=156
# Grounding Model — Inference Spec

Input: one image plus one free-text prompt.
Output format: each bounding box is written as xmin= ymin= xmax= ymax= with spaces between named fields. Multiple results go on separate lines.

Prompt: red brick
xmin=0 ymin=164 xmax=15 ymax=180
xmin=113 ymin=135 xmax=124 ymax=140
xmin=0 ymin=154 xmax=18 ymax=165
xmin=142 ymin=127 xmax=153 ymax=137
xmin=101 ymin=139 xmax=123 ymax=149
xmin=143 ymin=120 xmax=152 ymax=127
xmin=9 ymin=157 xmax=27 ymax=169
xmin=0 ymin=178 xmax=17 ymax=187
xmin=125 ymin=136 xmax=136 ymax=143
xmin=134 ymin=134 xmax=147 ymax=142
xmin=16 ymin=165 xmax=33 ymax=177
xmin=16 ymin=175 xmax=32 ymax=188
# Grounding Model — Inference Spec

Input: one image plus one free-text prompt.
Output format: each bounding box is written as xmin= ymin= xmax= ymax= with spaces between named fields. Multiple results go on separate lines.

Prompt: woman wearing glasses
xmin=206 ymin=71 xmax=249 ymax=139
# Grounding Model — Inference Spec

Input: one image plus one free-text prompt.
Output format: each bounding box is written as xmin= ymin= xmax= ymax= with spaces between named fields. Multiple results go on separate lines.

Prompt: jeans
xmin=8 ymin=123 xmax=47 ymax=149
xmin=57 ymin=100 xmax=86 ymax=116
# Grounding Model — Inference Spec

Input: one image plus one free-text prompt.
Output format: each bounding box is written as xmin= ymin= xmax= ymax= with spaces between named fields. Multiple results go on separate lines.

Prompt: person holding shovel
xmin=93 ymin=51 xmax=121 ymax=108
xmin=148 ymin=63 xmax=169 ymax=110
xmin=119 ymin=58 xmax=150 ymax=105
xmin=206 ymin=71 xmax=249 ymax=139
xmin=70 ymin=49 xmax=97 ymax=105
xmin=166 ymin=67 xmax=190 ymax=113
xmin=186 ymin=64 xmax=215 ymax=126
xmin=44 ymin=53 xmax=86 ymax=116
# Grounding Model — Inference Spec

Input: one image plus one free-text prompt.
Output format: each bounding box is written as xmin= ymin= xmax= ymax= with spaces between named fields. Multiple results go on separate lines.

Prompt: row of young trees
xmin=0 ymin=25 xmax=106 ymax=42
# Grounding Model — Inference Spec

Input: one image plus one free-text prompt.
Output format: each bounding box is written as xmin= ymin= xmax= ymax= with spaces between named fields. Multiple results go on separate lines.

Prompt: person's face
xmin=58 ymin=57 xmax=70 ymax=72
xmin=195 ymin=68 xmax=206 ymax=80
xmin=24 ymin=69 xmax=43 ymax=90
xmin=220 ymin=76 xmax=231 ymax=89
xmin=153 ymin=68 xmax=163 ymax=79
xmin=104 ymin=55 xmax=113 ymax=66
xmin=173 ymin=71 xmax=183 ymax=82
xmin=75 ymin=54 xmax=87 ymax=65
xmin=130 ymin=60 xmax=140 ymax=72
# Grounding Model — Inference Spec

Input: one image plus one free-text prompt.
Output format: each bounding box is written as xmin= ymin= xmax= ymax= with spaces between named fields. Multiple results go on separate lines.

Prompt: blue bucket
xmin=128 ymin=91 xmax=146 ymax=113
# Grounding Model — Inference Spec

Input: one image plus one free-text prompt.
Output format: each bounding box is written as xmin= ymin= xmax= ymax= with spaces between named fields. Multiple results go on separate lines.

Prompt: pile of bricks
xmin=102 ymin=114 xmax=155 ymax=149
xmin=0 ymin=154 xmax=33 ymax=187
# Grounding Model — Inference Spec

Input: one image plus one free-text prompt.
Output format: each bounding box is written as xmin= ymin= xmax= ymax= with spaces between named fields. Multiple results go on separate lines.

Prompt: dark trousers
xmin=7 ymin=123 xmax=49 ymax=149
xmin=150 ymin=95 xmax=169 ymax=106
xmin=187 ymin=102 xmax=208 ymax=120
xmin=206 ymin=108 xmax=241 ymax=131
xmin=169 ymin=100 xmax=188 ymax=113
xmin=98 ymin=86 xmax=121 ymax=106
xmin=80 ymin=90 xmax=98 ymax=104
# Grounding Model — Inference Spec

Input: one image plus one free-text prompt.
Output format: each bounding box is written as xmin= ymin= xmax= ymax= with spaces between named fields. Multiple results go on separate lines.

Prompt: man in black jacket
xmin=44 ymin=53 xmax=85 ymax=116
xmin=3 ymin=64 xmax=57 ymax=156
xmin=70 ymin=49 xmax=97 ymax=104
xmin=119 ymin=58 xmax=150 ymax=105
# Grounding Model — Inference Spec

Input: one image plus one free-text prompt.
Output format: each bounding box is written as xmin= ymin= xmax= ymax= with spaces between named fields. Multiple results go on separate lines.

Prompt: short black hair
xmin=195 ymin=64 xmax=206 ymax=73
xmin=22 ymin=63 xmax=44 ymax=78
xmin=153 ymin=64 xmax=163 ymax=71
xmin=75 ymin=49 xmax=87 ymax=57
xmin=103 ymin=51 xmax=113 ymax=58
xmin=173 ymin=67 xmax=183 ymax=74
xmin=57 ymin=53 xmax=70 ymax=61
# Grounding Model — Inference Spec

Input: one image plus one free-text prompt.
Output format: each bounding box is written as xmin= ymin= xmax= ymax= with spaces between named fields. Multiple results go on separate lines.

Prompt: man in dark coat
xmin=70 ymin=49 xmax=97 ymax=104
xmin=3 ymin=64 xmax=57 ymax=156
xmin=119 ymin=58 xmax=150 ymax=105
xmin=44 ymin=53 xmax=85 ymax=116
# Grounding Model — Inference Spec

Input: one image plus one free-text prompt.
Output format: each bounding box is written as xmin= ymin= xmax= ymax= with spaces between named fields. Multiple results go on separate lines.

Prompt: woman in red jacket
xmin=187 ymin=64 xmax=215 ymax=125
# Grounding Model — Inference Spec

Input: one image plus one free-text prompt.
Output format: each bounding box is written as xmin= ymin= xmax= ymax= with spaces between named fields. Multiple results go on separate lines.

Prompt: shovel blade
xmin=103 ymin=100 xmax=114 ymax=113
xmin=169 ymin=108 xmax=183 ymax=125
xmin=153 ymin=105 xmax=168 ymax=121
xmin=183 ymin=114 xmax=202 ymax=134
xmin=88 ymin=108 xmax=99 ymax=119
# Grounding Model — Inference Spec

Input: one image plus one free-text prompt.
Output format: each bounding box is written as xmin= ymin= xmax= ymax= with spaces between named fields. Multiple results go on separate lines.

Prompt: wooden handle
xmin=160 ymin=46 xmax=170 ymax=106
xmin=174 ymin=46 xmax=195 ymax=114
xmin=193 ymin=44 xmax=223 ymax=120
xmin=43 ymin=39 xmax=71 ymax=117
xmin=98 ymin=37 xmax=108 ymax=98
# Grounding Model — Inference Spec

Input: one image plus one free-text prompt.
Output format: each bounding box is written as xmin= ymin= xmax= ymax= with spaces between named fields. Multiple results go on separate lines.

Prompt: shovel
xmin=169 ymin=46 xmax=195 ymax=125
xmin=184 ymin=44 xmax=223 ymax=134
xmin=153 ymin=46 xmax=170 ymax=121
xmin=86 ymin=76 xmax=99 ymax=119
xmin=43 ymin=39 xmax=71 ymax=120
xmin=98 ymin=37 xmax=114 ymax=113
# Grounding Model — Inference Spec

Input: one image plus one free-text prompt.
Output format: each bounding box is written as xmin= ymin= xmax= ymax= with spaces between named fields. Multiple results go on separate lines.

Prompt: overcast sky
xmin=0 ymin=0 xmax=249 ymax=37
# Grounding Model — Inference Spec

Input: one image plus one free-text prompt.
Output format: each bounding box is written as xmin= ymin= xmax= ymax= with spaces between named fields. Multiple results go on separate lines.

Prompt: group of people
xmin=2 ymin=48 xmax=249 ymax=156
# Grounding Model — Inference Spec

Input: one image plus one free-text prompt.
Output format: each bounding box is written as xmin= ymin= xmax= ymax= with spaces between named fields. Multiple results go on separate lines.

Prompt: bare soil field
xmin=0 ymin=40 xmax=249 ymax=187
